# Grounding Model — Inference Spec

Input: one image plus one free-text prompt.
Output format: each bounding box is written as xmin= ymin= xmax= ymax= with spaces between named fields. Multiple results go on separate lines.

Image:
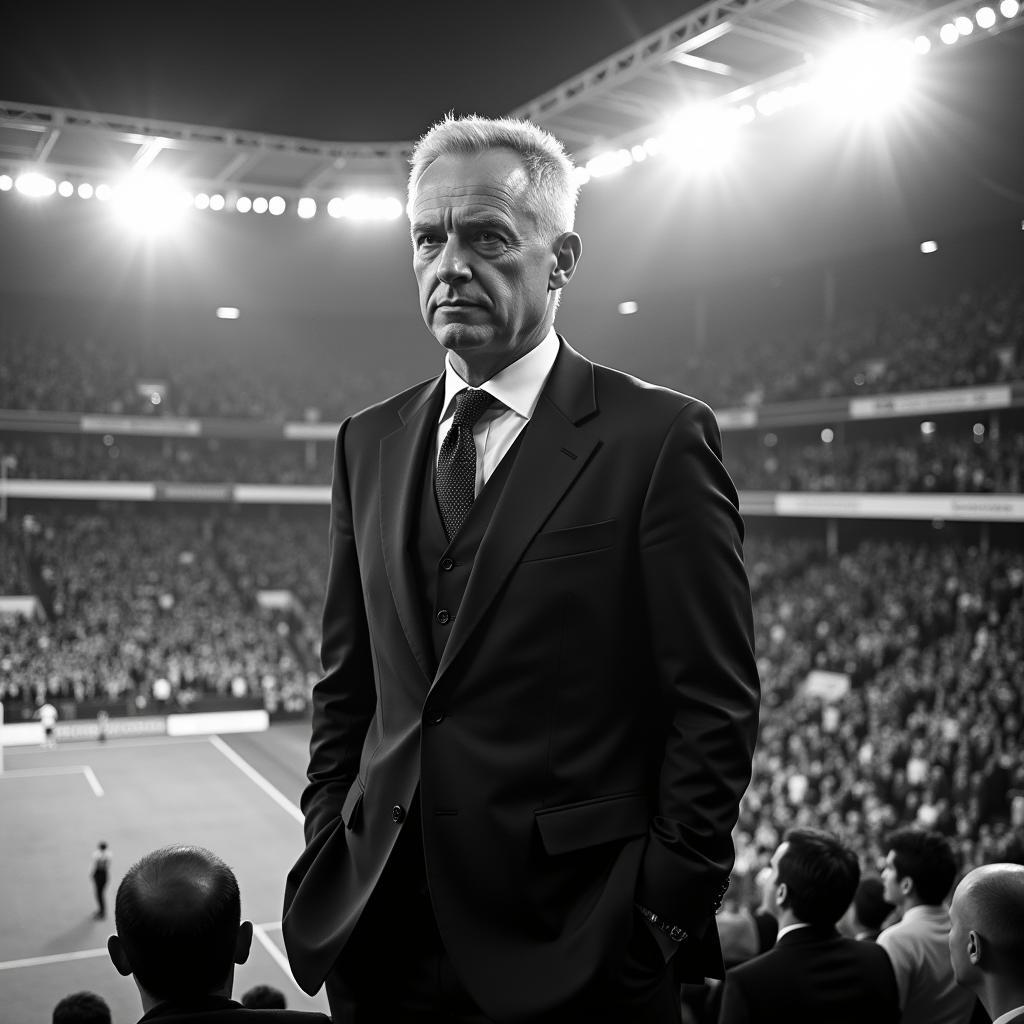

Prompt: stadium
xmin=1 ymin=1 xmax=1022 ymax=1021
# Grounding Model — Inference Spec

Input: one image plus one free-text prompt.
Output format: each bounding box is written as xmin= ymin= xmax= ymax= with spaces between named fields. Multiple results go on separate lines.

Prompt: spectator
xmin=240 ymin=985 xmax=287 ymax=1009
xmin=91 ymin=840 xmax=111 ymax=920
xmin=842 ymin=876 xmax=894 ymax=941
xmin=52 ymin=991 xmax=111 ymax=1024
xmin=949 ymin=863 xmax=1024 ymax=1024
xmin=718 ymin=827 xmax=900 ymax=1024
xmin=107 ymin=845 xmax=329 ymax=1023
xmin=878 ymin=828 xmax=978 ymax=1024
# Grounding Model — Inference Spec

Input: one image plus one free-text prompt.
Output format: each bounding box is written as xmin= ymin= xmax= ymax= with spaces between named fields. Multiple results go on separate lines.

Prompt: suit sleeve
xmin=717 ymin=974 xmax=752 ymax=1024
xmin=634 ymin=400 xmax=760 ymax=941
xmin=299 ymin=418 xmax=377 ymax=844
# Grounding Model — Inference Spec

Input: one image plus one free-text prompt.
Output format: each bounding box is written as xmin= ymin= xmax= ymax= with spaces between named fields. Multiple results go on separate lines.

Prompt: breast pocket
xmin=520 ymin=519 xmax=617 ymax=563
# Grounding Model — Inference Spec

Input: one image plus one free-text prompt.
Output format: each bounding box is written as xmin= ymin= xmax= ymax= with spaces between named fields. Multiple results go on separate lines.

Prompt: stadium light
xmin=15 ymin=172 xmax=57 ymax=198
xmin=0 ymin=174 xmax=12 ymax=191
xmin=999 ymin=0 xmax=1019 ymax=16
xmin=209 ymin=194 xmax=225 ymax=211
xmin=327 ymin=195 xmax=403 ymax=221
xmin=77 ymin=182 xmax=94 ymax=199
xmin=95 ymin=184 xmax=112 ymax=201
xmin=296 ymin=197 xmax=317 ymax=219
xmin=976 ymin=6 xmax=997 ymax=26
xmin=110 ymin=175 xmax=192 ymax=235
xmin=920 ymin=239 xmax=938 ymax=253
xmin=618 ymin=301 xmax=639 ymax=315
xmin=57 ymin=180 xmax=74 ymax=198
xmin=812 ymin=34 xmax=917 ymax=117
xmin=235 ymin=196 xmax=253 ymax=213
xmin=955 ymin=15 xmax=975 ymax=33
xmin=252 ymin=196 xmax=269 ymax=214
xmin=584 ymin=149 xmax=633 ymax=178
xmin=660 ymin=104 xmax=743 ymax=171
xmin=913 ymin=34 xmax=932 ymax=54
xmin=268 ymin=196 xmax=286 ymax=216
xmin=821 ymin=428 xmax=835 ymax=443
xmin=194 ymin=192 xmax=211 ymax=210
xmin=940 ymin=22 xmax=960 ymax=43
xmin=216 ymin=307 xmax=241 ymax=320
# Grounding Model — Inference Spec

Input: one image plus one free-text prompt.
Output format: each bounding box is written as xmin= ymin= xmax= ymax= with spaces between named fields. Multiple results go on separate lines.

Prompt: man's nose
xmin=436 ymin=239 xmax=471 ymax=284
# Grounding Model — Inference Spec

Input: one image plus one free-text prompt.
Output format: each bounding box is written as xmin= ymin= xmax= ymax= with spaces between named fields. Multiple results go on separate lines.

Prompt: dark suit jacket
xmin=717 ymin=924 xmax=901 ymax=1024
xmin=282 ymin=338 xmax=760 ymax=1020
xmin=137 ymin=994 xmax=330 ymax=1022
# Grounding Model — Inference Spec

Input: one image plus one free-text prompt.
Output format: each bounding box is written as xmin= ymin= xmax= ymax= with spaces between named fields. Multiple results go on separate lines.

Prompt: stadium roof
xmin=1 ymin=0 xmax=1020 ymax=198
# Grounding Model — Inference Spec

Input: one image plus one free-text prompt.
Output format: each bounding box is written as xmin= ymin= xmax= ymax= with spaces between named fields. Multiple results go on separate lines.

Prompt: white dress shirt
xmin=775 ymin=922 xmax=812 ymax=942
xmin=436 ymin=327 xmax=559 ymax=496
xmin=993 ymin=1008 xmax=1024 ymax=1024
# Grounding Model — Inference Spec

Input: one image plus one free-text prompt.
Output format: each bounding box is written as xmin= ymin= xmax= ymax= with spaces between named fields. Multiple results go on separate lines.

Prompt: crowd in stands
xmin=726 ymin=432 xmax=1024 ymax=493
xmin=4 ymin=427 xmax=1024 ymax=495
xmin=0 ymin=513 xmax=318 ymax=720
xmin=2 ymin=270 xmax=1021 ymax=422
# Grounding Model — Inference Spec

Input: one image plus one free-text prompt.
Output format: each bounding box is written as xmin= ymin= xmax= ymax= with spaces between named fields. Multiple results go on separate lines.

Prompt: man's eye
xmin=476 ymin=231 xmax=503 ymax=244
xmin=416 ymin=234 xmax=441 ymax=248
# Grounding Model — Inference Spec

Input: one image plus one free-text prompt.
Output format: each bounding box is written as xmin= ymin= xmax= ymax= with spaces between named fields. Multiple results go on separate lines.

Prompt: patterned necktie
xmin=435 ymin=387 xmax=495 ymax=540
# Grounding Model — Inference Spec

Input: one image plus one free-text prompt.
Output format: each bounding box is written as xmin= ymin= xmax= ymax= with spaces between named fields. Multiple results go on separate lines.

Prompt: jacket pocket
xmin=535 ymin=790 xmax=649 ymax=855
xmin=520 ymin=519 xmax=616 ymax=563
xmin=340 ymin=778 xmax=364 ymax=831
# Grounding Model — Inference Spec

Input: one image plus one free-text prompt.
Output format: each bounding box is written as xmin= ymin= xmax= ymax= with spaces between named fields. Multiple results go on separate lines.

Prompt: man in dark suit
xmin=108 ymin=846 xmax=330 ymax=1024
xmin=282 ymin=114 xmax=760 ymax=1024
xmin=717 ymin=828 xmax=900 ymax=1024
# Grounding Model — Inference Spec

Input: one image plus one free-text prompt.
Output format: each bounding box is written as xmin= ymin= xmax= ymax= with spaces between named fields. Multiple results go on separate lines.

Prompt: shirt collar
xmin=440 ymin=327 xmax=559 ymax=423
xmin=776 ymin=922 xmax=813 ymax=941
xmin=992 ymin=1008 xmax=1024 ymax=1024
xmin=901 ymin=904 xmax=949 ymax=923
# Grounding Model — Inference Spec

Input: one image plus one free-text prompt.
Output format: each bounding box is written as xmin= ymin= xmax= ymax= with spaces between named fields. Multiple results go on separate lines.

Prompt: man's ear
xmin=234 ymin=921 xmax=254 ymax=966
xmin=549 ymin=232 xmax=582 ymax=291
xmin=775 ymin=882 xmax=788 ymax=908
xmin=900 ymin=877 xmax=914 ymax=898
xmin=108 ymin=935 xmax=133 ymax=977
xmin=967 ymin=930 xmax=982 ymax=966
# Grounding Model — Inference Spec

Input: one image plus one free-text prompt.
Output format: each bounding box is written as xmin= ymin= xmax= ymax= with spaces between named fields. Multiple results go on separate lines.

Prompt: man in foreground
xmin=108 ymin=845 xmax=329 ymax=1023
xmin=949 ymin=862 xmax=1024 ymax=1024
xmin=718 ymin=828 xmax=900 ymax=1024
xmin=283 ymin=114 xmax=760 ymax=1023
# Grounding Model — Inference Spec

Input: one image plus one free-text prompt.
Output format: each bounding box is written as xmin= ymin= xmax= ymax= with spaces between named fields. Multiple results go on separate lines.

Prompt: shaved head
xmin=113 ymin=845 xmax=241 ymax=1000
xmin=951 ymin=863 xmax=1024 ymax=964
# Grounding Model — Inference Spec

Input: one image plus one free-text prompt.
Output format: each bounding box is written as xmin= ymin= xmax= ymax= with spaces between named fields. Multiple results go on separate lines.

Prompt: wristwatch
xmin=635 ymin=903 xmax=688 ymax=943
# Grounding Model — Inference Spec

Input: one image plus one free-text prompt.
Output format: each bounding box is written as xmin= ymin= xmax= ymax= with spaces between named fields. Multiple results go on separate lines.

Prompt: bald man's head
xmin=949 ymin=863 xmax=1024 ymax=988
xmin=109 ymin=846 xmax=245 ymax=1001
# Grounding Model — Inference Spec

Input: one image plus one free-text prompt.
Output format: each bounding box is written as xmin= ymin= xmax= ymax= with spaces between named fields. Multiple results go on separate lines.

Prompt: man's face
xmin=767 ymin=841 xmax=789 ymax=915
xmin=410 ymin=149 xmax=560 ymax=381
xmin=881 ymin=850 xmax=902 ymax=905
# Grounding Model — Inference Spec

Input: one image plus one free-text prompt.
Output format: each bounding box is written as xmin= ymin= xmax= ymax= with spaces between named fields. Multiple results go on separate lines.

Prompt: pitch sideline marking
xmin=0 ymin=921 xmax=288 ymax=973
xmin=4 ymin=736 xmax=209 ymax=757
xmin=0 ymin=765 xmax=103 ymax=796
xmin=207 ymin=735 xmax=304 ymax=825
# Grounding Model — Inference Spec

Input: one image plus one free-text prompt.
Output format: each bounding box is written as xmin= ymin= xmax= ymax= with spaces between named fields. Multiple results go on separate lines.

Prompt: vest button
xmin=436 ymin=609 xmax=451 ymax=625
xmin=391 ymin=804 xmax=405 ymax=824
xmin=440 ymin=557 xmax=454 ymax=571
xmin=426 ymin=708 xmax=446 ymax=726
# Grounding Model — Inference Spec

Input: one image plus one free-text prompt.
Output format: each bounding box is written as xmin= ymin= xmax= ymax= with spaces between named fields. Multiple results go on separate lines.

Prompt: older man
xmin=949 ymin=863 xmax=1024 ymax=1024
xmin=282 ymin=114 xmax=760 ymax=1024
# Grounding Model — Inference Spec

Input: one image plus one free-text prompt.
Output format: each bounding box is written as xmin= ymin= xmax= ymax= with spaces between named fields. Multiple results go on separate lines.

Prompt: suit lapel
xmin=431 ymin=340 xmax=601 ymax=689
xmin=380 ymin=376 xmax=445 ymax=685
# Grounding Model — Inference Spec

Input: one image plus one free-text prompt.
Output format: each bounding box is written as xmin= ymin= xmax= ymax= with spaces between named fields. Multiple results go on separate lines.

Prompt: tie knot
xmin=451 ymin=388 xmax=494 ymax=428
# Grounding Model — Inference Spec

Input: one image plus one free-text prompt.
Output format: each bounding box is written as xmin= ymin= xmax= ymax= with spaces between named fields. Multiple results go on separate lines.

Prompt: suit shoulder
xmin=590 ymin=360 xmax=714 ymax=422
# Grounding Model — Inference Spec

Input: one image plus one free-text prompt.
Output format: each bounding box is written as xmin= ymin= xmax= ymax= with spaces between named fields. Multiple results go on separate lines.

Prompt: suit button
xmin=391 ymin=804 xmax=405 ymax=824
xmin=426 ymin=708 xmax=445 ymax=726
xmin=440 ymin=557 xmax=454 ymax=571
xmin=436 ymin=609 xmax=450 ymax=625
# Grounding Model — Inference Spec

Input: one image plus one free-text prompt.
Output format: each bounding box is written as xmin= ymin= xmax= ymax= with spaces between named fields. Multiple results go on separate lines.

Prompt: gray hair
xmin=408 ymin=114 xmax=579 ymax=240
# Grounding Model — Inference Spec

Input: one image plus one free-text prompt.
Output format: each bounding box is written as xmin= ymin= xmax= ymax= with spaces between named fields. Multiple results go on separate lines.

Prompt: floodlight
xmin=736 ymin=104 xmax=757 ymax=124
xmin=77 ymin=182 xmax=94 ymax=199
xmin=95 ymin=184 xmax=112 ymax=201
xmin=296 ymin=197 xmax=317 ymax=219
xmin=955 ymin=15 xmax=974 ymax=33
xmin=194 ymin=192 xmax=211 ymax=210
xmin=813 ymin=34 xmax=917 ymax=117
xmin=756 ymin=91 xmax=783 ymax=116
xmin=821 ymin=428 xmax=834 ymax=443
xmin=976 ymin=6 xmax=997 ymax=26
xmin=15 ymin=172 xmax=57 ymax=198
xmin=57 ymin=181 xmax=74 ymax=198
xmin=973 ymin=422 xmax=985 ymax=437
xmin=268 ymin=196 xmax=286 ymax=215
xmin=216 ymin=307 xmax=241 ymax=320
xmin=328 ymin=195 xmax=403 ymax=221
xmin=570 ymin=166 xmax=591 ymax=188
xmin=920 ymin=239 xmax=938 ymax=253
xmin=913 ymin=34 xmax=932 ymax=54
xmin=252 ymin=196 xmax=269 ymax=214
xmin=920 ymin=420 xmax=937 ymax=435
xmin=110 ymin=175 xmax=192 ymax=234
xmin=618 ymin=301 xmax=639 ymax=315
xmin=630 ymin=144 xmax=648 ymax=163
xmin=659 ymin=105 xmax=741 ymax=171
xmin=235 ymin=196 xmax=253 ymax=213
xmin=585 ymin=149 xmax=633 ymax=178
xmin=0 ymin=174 xmax=12 ymax=191
xmin=209 ymin=194 xmax=225 ymax=211
xmin=999 ymin=0 xmax=1019 ymax=15
xmin=940 ymin=22 xmax=959 ymax=43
